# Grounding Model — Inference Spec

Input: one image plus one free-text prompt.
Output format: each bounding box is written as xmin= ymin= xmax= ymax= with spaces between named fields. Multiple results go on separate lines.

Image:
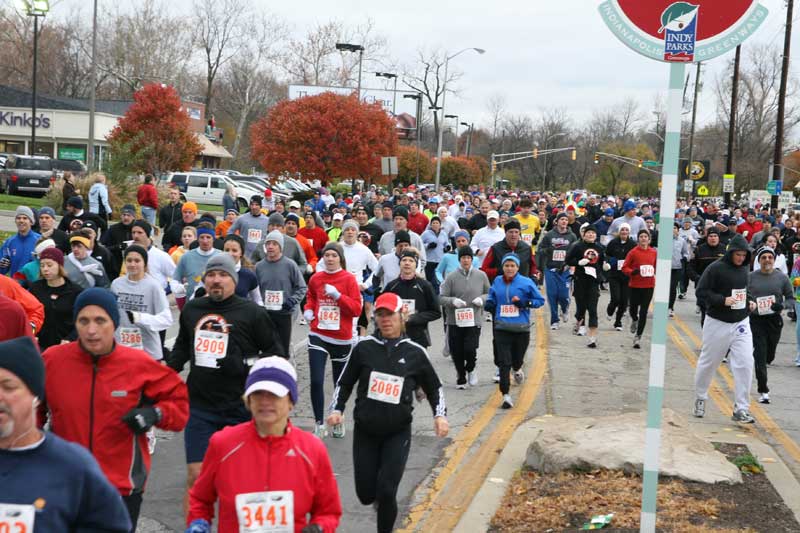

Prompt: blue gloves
xmin=186 ymin=519 xmax=210 ymax=533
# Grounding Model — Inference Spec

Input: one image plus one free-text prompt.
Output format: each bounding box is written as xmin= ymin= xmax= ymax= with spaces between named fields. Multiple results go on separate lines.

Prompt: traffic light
xmin=491 ymin=161 xmax=497 ymax=174
xmin=533 ymin=147 xmax=538 ymax=159
xmin=638 ymin=160 xmax=643 ymax=168
xmin=571 ymin=149 xmax=577 ymax=161
xmin=593 ymin=153 xmax=599 ymax=165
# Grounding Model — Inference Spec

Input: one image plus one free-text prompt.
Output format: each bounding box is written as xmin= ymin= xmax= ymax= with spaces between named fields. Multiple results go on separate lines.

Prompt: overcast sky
xmin=54 ymin=0 xmax=796 ymax=134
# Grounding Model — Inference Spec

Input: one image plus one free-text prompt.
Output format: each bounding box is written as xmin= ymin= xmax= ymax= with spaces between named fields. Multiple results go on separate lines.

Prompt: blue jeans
xmin=544 ymin=268 xmax=571 ymax=324
xmin=140 ymin=206 xmax=156 ymax=225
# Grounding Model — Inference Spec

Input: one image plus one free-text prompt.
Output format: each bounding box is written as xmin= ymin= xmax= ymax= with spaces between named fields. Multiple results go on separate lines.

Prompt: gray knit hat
xmin=268 ymin=212 xmax=285 ymax=227
xmin=342 ymin=220 xmax=359 ymax=233
xmin=15 ymin=205 xmax=34 ymax=223
xmin=265 ymin=229 xmax=284 ymax=249
xmin=204 ymin=254 xmax=239 ymax=284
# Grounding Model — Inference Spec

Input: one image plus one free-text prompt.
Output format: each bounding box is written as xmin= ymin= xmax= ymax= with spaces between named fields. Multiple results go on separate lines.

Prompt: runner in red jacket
xmin=621 ymin=229 xmax=658 ymax=348
xmin=187 ymin=357 xmax=341 ymax=533
xmin=304 ymin=242 xmax=362 ymax=438
xmin=40 ymin=288 xmax=189 ymax=530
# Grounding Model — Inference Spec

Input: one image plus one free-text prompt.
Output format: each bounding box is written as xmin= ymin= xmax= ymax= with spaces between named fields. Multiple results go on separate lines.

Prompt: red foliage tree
xmin=250 ymin=92 xmax=399 ymax=184
xmin=106 ymin=83 xmax=201 ymax=174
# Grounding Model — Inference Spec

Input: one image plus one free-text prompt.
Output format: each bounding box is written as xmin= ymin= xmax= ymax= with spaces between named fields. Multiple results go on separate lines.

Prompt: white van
xmin=167 ymin=172 xmax=260 ymax=209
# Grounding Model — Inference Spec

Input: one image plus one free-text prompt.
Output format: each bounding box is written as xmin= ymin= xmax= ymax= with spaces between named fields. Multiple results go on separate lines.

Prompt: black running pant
xmin=750 ymin=314 xmax=783 ymax=394
xmin=629 ymin=287 xmax=654 ymax=337
xmin=353 ymin=424 xmax=411 ymax=533
xmin=493 ymin=329 xmax=529 ymax=395
xmin=574 ymin=280 xmax=599 ymax=328
xmin=668 ymin=268 xmax=682 ymax=310
xmin=266 ymin=311 xmax=293 ymax=358
xmin=606 ymin=276 xmax=630 ymax=326
xmin=122 ymin=492 xmax=142 ymax=533
xmin=449 ymin=325 xmax=480 ymax=384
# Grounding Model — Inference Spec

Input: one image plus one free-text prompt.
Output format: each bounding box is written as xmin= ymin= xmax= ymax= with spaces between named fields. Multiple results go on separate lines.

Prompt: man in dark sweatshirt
xmin=693 ymin=234 xmax=756 ymax=424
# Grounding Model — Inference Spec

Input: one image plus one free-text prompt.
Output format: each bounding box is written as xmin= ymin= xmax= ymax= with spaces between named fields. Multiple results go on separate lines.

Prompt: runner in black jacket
xmin=328 ymin=292 xmax=448 ymax=533
xmin=605 ymin=224 xmax=636 ymax=330
xmin=382 ymin=249 xmax=441 ymax=347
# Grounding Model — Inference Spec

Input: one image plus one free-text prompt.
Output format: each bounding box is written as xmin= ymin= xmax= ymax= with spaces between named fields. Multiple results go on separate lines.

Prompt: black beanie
xmin=132 ymin=219 xmax=152 ymax=238
xmin=0 ymin=336 xmax=44 ymax=399
xmin=504 ymin=218 xmax=521 ymax=233
xmin=457 ymin=245 xmax=474 ymax=259
xmin=124 ymin=244 xmax=149 ymax=266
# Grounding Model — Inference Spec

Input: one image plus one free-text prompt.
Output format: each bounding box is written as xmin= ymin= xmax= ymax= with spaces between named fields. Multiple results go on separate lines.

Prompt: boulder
xmin=524 ymin=409 xmax=742 ymax=484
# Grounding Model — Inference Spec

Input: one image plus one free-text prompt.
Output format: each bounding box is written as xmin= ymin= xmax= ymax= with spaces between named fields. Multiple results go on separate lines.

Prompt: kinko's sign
xmin=599 ymin=0 xmax=768 ymax=63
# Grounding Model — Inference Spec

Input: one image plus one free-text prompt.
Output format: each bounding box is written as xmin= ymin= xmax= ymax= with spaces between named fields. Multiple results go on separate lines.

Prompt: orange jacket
xmin=295 ymin=233 xmax=318 ymax=270
xmin=0 ymin=273 xmax=44 ymax=332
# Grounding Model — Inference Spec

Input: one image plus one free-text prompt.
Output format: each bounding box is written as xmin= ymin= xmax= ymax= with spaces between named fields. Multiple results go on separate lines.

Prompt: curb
xmin=456 ymin=417 xmax=800 ymax=531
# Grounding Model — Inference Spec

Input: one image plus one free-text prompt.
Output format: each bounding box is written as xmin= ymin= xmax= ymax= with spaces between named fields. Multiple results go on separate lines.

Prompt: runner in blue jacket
xmin=484 ymin=253 xmax=545 ymax=409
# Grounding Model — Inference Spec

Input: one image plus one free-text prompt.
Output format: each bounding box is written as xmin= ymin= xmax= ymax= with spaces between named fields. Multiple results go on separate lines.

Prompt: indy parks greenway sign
xmin=599 ymin=0 xmax=768 ymax=63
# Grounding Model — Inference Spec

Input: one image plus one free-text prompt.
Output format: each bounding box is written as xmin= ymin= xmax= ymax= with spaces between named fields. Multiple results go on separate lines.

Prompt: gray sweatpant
xmin=694 ymin=315 xmax=754 ymax=412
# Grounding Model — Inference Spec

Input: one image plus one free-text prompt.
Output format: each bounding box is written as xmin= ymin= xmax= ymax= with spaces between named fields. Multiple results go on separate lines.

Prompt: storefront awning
xmin=196 ymin=133 xmax=232 ymax=159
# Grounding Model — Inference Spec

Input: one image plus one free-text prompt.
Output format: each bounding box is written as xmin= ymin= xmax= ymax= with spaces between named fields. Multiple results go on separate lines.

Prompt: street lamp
xmin=375 ymin=72 xmax=398 ymax=115
xmin=24 ymin=0 xmax=50 ymax=156
xmin=445 ymin=114 xmax=459 ymax=156
xmin=336 ymin=43 xmax=365 ymax=101
xmin=461 ymin=122 xmax=474 ymax=157
xmin=404 ymin=93 xmax=423 ymax=187
xmin=434 ymin=47 xmax=486 ymax=191
xmin=540 ymin=131 xmax=567 ymax=192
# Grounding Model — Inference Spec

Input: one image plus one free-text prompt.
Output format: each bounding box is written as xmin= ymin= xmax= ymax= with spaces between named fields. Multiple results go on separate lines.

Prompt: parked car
xmin=0 ymin=155 xmax=55 ymax=196
xmin=228 ymin=176 xmax=292 ymax=202
xmin=166 ymin=171 xmax=255 ymax=210
xmin=52 ymin=159 xmax=88 ymax=179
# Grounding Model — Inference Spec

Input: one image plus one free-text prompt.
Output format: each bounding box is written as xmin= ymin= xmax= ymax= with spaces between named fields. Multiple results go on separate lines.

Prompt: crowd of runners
xmin=0 ymin=177 xmax=797 ymax=532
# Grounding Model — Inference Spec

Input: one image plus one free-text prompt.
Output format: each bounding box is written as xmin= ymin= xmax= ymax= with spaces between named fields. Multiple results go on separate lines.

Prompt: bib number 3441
xmin=235 ymin=491 xmax=294 ymax=533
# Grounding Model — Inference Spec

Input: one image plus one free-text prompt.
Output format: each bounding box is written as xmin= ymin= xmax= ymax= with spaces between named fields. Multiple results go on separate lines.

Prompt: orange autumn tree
xmin=106 ymin=83 xmax=201 ymax=175
xmin=250 ymin=92 xmax=398 ymax=184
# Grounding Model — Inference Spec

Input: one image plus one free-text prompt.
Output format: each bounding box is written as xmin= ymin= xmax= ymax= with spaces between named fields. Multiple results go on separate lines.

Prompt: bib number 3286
xmin=235 ymin=491 xmax=293 ymax=533
xmin=0 ymin=504 xmax=35 ymax=533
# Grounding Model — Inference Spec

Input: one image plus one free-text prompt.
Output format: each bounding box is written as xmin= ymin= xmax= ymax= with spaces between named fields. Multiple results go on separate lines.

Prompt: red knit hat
xmin=39 ymin=247 xmax=64 ymax=266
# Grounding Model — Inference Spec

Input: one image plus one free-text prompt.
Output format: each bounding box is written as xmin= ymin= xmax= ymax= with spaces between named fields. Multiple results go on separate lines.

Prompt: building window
xmin=0 ymin=140 xmax=25 ymax=154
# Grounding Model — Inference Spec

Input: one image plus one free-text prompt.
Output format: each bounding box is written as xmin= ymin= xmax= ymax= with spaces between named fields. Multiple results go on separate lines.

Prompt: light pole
xmin=25 ymin=0 xmax=50 ymax=156
xmin=445 ymin=114 xmax=459 ymax=156
xmin=404 ymin=93 xmax=423 ymax=187
xmin=375 ymin=72 xmax=398 ymax=115
xmin=460 ymin=122 xmax=474 ymax=157
xmin=337 ymin=42 xmax=364 ymax=193
xmin=87 ymin=0 xmax=98 ymax=169
xmin=540 ymin=131 xmax=567 ymax=192
xmin=434 ymin=47 xmax=486 ymax=191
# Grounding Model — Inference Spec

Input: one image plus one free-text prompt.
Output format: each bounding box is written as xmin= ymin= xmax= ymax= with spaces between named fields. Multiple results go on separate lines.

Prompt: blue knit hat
xmin=623 ymin=200 xmax=637 ymax=212
xmin=74 ymin=288 xmax=120 ymax=328
xmin=501 ymin=253 xmax=521 ymax=266
xmin=0 ymin=336 xmax=44 ymax=399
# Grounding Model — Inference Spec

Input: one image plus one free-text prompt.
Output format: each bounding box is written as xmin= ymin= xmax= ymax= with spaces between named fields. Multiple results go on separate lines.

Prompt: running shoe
xmin=614 ymin=324 xmax=623 ymax=331
xmin=577 ymin=325 xmax=586 ymax=336
xmin=415 ymin=387 xmax=426 ymax=402
xmin=794 ymin=354 xmax=800 ymax=367
xmin=731 ymin=409 xmax=755 ymax=424
xmin=331 ymin=422 xmax=346 ymax=439
xmin=678 ymin=293 xmax=685 ymax=300
xmin=606 ymin=311 xmax=614 ymax=322
xmin=550 ymin=322 xmax=560 ymax=330
xmin=298 ymin=317 xmax=307 ymax=326
xmin=758 ymin=393 xmax=770 ymax=404
xmin=668 ymin=309 xmax=675 ymax=318
xmin=722 ymin=356 xmax=729 ymax=364
xmin=493 ymin=368 xmax=500 ymax=383
xmin=468 ymin=371 xmax=478 ymax=386
xmin=693 ymin=398 xmax=705 ymax=418
xmin=456 ymin=382 xmax=467 ymax=390
xmin=630 ymin=320 xmax=638 ymax=334
xmin=695 ymin=306 xmax=700 ymax=314
xmin=442 ymin=345 xmax=450 ymax=358
xmin=560 ymin=310 xmax=569 ymax=323
xmin=501 ymin=394 xmax=514 ymax=409
xmin=313 ymin=424 xmax=327 ymax=439
xmin=146 ymin=428 xmax=157 ymax=455
xmin=513 ymin=369 xmax=525 ymax=385
xmin=633 ymin=336 xmax=641 ymax=349
xmin=587 ymin=337 xmax=597 ymax=348
xmin=485 ymin=314 xmax=493 ymax=322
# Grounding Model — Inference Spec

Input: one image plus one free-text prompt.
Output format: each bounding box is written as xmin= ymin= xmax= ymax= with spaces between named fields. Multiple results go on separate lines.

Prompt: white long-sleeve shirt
xmin=470 ymin=225 xmax=505 ymax=256
xmin=317 ymin=240 xmax=378 ymax=288
xmin=112 ymin=274 xmax=173 ymax=360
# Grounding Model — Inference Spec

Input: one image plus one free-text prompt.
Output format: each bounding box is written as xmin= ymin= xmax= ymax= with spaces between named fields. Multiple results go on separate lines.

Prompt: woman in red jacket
xmin=622 ymin=229 xmax=658 ymax=349
xmin=304 ymin=242 xmax=362 ymax=438
xmin=186 ymin=357 xmax=342 ymax=533
xmin=136 ymin=174 xmax=159 ymax=226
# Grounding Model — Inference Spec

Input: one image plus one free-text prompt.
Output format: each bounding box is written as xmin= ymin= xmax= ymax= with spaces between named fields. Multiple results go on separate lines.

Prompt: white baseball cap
xmin=487 ymin=210 xmax=500 ymax=220
xmin=244 ymin=357 xmax=298 ymax=402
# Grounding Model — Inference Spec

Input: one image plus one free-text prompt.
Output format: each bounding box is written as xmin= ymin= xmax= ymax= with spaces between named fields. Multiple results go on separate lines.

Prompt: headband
xmin=197 ymin=227 xmax=216 ymax=239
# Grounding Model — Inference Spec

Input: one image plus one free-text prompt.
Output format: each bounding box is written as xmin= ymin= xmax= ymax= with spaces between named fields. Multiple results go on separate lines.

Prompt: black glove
xmin=126 ymin=311 xmax=136 ymax=324
xmin=513 ymin=299 xmax=529 ymax=309
xmin=426 ymin=242 xmax=437 ymax=250
xmin=122 ymin=407 xmax=161 ymax=434
xmin=771 ymin=302 xmax=784 ymax=313
xmin=301 ymin=525 xmax=323 ymax=533
xmin=281 ymin=300 xmax=293 ymax=312
xmin=484 ymin=300 xmax=496 ymax=313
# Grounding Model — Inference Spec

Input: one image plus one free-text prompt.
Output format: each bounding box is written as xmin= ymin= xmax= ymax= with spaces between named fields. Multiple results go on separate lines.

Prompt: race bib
xmin=235 ymin=491 xmax=294 ymax=533
xmin=194 ymin=329 xmax=229 ymax=368
xmin=618 ymin=259 xmax=625 ymax=270
xmin=247 ymin=228 xmax=263 ymax=244
xmin=263 ymin=290 xmax=284 ymax=311
xmin=640 ymin=265 xmax=655 ymax=277
xmin=401 ymin=299 xmax=416 ymax=315
xmin=522 ymin=233 xmax=533 ymax=244
xmin=317 ymin=305 xmax=340 ymax=330
xmin=367 ymin=371 xmax=404 ymax=404
xmin=731 ymin=288 xmax=747 ymax=310
xmin=118 ymin=327 xmax=143 ymax=350
xmin=552 ymin=249 xmax=566 ymax=262
xmin=0 ymin=504 xmax=34 ymax=533
xmin=455 ymin=307 xmax=475 ymax=327
xmin=757 ymin=295 xmax=776 ymax=315
xmin=500 ymin=304 xmax=519 ymax=318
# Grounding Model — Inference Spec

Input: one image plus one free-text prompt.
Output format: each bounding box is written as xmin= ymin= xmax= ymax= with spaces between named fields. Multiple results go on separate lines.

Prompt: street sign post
xmin=683 ymin=179 xmax=693 ymax=193
xmin=600 ymin=2 xmax=768 ymax=531
xmin=642 ymin=160 xmax=660 ymax=167
xmin=696 ymin=184 xmax=709 ymax=196
xmin=381 ymin=156 xmax=398 ymax=176
xmin=723 ymin=173 xmax=735 ymax=193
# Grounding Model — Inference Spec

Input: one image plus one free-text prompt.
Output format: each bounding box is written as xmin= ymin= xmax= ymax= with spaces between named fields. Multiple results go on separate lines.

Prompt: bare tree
xmin=192 ymin=0 xmax=250 ymax=119
xmin=402 ymin=48 xmax=462 ymax=145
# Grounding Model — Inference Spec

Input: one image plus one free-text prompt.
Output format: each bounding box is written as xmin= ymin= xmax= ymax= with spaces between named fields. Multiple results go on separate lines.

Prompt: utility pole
xmin=87 ymin=0 xmax=98 ymax=170
xmin=725 ymin=45 xmax=741 ymax=206
xmin=685 ymin=62 xmax=702 ymax=194
xmin=773 ymin=0 xmax=793 ymax=210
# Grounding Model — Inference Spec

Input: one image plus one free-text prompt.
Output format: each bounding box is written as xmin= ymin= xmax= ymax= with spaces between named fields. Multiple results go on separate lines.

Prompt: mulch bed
xmin=489 ymin=443 xmax=798 ymax=532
